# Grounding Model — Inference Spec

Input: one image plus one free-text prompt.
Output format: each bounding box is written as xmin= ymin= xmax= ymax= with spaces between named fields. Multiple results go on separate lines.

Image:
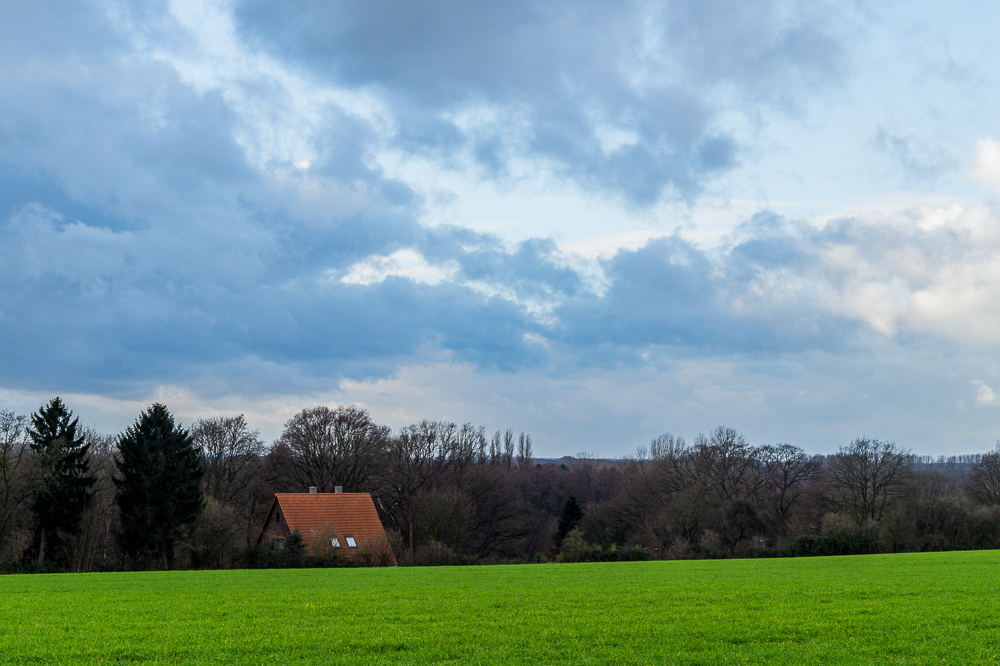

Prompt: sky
xmin=4 ymin=0 xmax=1000 ymax=456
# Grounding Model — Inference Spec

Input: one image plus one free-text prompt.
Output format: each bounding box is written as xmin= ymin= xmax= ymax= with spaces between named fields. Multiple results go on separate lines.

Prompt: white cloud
xmin=740 ymin=201 xmax=1000 ymax=344
xmin=339 ymin=249 xmax=458 ymax=286
xmin=970 ymin=137 xmax=1000 ymax=191
xmin=120 ymin=0 xmax=394 ymax=172
xmin=972 ymin=380 xmax=1000 ymax=406
xmin=0 ymin=383 xmax=317 ymax=443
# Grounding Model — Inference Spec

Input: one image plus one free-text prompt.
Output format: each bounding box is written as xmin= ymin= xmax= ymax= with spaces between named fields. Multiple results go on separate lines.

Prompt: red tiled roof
xmin=256 ymin=493 xmax=392 ymax=562
xmin=277 ymin=493 xmax=384 ymax=539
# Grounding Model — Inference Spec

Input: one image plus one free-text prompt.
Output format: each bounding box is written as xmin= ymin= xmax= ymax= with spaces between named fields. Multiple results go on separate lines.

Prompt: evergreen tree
xmin=28 ymin=397 xmax=96 ymax=566
xmin=556 ymin=494 xmax=584 ymax=548
xmin=284 ymin=529 xmax=305 ymax=558
xmin=114 ymin=404 xmax=204 ymax=568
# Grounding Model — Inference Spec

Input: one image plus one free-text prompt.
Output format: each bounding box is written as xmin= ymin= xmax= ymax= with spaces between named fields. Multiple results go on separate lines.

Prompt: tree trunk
xmin=37 ymin=527 xmax=46 ymax=565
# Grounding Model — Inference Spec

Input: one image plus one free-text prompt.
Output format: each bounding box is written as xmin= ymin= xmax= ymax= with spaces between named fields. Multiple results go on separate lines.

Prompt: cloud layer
xmin=3 ymin=0 xmax=1000 ymax=453
xmin=7 ymin=192 xmax=1000 ymax=394
xmin=235 ymin=0 xmax=850 ymax=202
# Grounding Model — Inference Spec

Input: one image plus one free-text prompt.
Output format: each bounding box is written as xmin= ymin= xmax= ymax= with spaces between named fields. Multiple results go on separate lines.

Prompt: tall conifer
xmin=114 ymin=404 xmax=204 ymax=568
xmin=556 ymin=494 xmax=584 ymax=548
xmin=28 ymin=397 xmax=96 ymax=565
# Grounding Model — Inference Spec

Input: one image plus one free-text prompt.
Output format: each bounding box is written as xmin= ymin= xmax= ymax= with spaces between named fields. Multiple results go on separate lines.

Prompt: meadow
xmin=1 ymin=551 xmax=998 ymax=665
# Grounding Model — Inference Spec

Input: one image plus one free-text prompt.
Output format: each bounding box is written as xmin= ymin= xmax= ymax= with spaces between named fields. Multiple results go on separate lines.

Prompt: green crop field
xmin=1 ymin=551 xmax=998 ymax=665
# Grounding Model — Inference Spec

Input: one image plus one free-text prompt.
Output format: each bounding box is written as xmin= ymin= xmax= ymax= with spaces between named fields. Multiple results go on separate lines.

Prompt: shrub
xmin=878 ymin=509 xmax=916 ymax=553
xmin=784 ymin=534 xmax=879 ymax=557
xmin=559 ymin=528 xmax=649 ymax=563
xmin=383 ymin=528 xmax=405 ymax=562
xmin=560 ymin=528 xmax=589 ymax=562
xmin=619 ymin=545 xmax=649 ymax=561
xmin=358 ymin=533 xmax=396 ymax=567
xmin=665 ymin=538 xmax=693 ymax=560
xmin=307 ymin=524 xmax=344 ymax=565
xmin=699 ymin=530 xmax=726 ymax=559
xmin=821 ymin=513 xmax=858 ymax=541
xmin=186 ymin=498 xmax=243 ymax=569
xmin=411 ymin=540 xmax=455 ymax=566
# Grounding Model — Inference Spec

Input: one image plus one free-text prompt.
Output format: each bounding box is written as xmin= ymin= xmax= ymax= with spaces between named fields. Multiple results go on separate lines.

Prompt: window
xmin=331 ymin=537 xmax=341 ymax=548
xmin=345 ymin=536 xmax=358 ymax=548
xmin=272 ymin=538 xmax=285 ymax=551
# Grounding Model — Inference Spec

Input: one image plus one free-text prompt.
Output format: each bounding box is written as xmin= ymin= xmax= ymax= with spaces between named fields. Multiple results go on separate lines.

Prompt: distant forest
xmin=3 ymin=399 xmax=1000 ymax=572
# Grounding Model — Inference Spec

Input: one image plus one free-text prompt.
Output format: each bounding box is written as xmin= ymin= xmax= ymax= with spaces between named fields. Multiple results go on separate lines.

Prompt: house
xmin=255 ymin=489 xmax=396 ymax=564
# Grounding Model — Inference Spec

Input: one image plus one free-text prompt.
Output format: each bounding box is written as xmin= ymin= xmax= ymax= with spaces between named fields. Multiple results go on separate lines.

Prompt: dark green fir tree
xmin=284 ymin=529 xmax=305 ymax=558
xmin=556 ymin=494 xmax=584 ymax=548
xmin=28 ymin=397 xmax=96 ymax=566
xmin=114 ymin=403 xmax=204 ymax=568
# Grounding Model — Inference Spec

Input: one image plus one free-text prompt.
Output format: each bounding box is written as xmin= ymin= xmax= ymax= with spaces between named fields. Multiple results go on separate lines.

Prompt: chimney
xmin=308 ymin=486 xmax=317 ymax=494
xmin=334 ymin=486 xmax=343 ymax=494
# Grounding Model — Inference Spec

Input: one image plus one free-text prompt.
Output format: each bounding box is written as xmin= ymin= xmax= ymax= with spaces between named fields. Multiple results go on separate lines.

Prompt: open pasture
xmin=1 ymin=551 xmax=998 ymax=665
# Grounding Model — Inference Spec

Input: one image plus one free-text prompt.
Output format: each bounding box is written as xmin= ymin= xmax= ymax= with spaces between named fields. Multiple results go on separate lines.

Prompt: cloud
xmin=970 ymin=137 xmax=1000 ymax=190
xmin=7 ymin=347 xmax=997 ymax=456
xmin=340 ymin=249 xmax=457 ymax=286
xmin=9 ymin=192 xmax=1000 ymax=400
xmin=234 ymin=0 xmax=852 ymax=203
xmin=871 ymin=125 xmax=956 ymax=181
xmin=5 ymin=0 xmax=1000 ymax=456
xmin=541 ymin=202 xmax=1000 ymax=362
xmin=972 ymin=380 xmax=1000 ymax=406
xmin=0 ymin=0 xmax=862 ymax=401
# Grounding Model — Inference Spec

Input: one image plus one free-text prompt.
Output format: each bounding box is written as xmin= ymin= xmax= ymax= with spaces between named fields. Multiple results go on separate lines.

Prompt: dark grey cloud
xmin=2 ymin=188 xmax=888 ymax=398
xmin=421 ymin=227 xmax=583 ymax=300
xmin=235 ymin=0 xmax=850 ymax=203
xmin=549 ymin=228 xmax=861 ymax=367
xmin=1 ymin=0 xmax=945 ymax=408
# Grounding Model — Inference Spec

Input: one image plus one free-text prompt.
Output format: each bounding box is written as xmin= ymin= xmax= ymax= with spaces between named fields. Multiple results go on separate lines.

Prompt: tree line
xmin=2 ymin=399 xmax=1000 ymax=571
xmin=0 ymin=399 xmax=203 ymax=571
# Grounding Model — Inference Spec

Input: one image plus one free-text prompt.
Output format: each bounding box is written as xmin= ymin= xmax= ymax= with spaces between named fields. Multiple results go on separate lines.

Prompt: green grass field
xmin=1 ymin=551 xmax=998 ymax=665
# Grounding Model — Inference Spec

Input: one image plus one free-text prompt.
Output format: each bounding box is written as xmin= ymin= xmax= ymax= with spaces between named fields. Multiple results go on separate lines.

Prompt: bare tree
xmin=503 ymin=430 xmax=515 ymax=468
xmin=273 ymin=405 xmax=388 ymax=493
xmin=0 ymin=411 xmax=32 ymax=561
xmin=647 ymin=433 xmax=693 ymax=496
xmin=377 ymin=421 xmax=455 ymax=553
xmin=828 ymin=437 xmax=911 ymax=524
xmin=665 ymin=481 xmax=715 ymax=546
xmin=965 ymin=443 xmax=1000 ymax=506
xmin=473 ymin=425 xmax=488 ymax=464
xmin=758 ymin=444 xmax=819 ymax=536
xmin=72 ymin=429 xmax=118 ymax=572
xmin=912 ymin=466 xmax=957 ymax=503
xmin=649 ymin=433 xmax=687 ymax=461
xmin=187 ymin=497 xmax=244 ymax=569
xmin=461 ymin=466 xmax=531 ymax=556
xmin=451 ymin=423 xmax=486 ymax=469
xmin=701 ymin=426 xmax=764 ymax=505
xmin=588 ymin=453 xmax=665 ymax=548
xmin=660 ymin=427 xmax=764 ymax=552
xmin=190 ymin=415 xmax=268 ymax=552
xmin=645 ymin=433 xmax=714 ymax=546
xmin=488 ymin=431 xmax=502 ymax=466
xmin=644 ymin=429 xmax=767 ymax=552
xmin=192 ymin=415 xmax=265 ymax=507
xmin=413 ymin=487 xmax=471 ymax=551
xmin=516 ymin=432 xmax=533 ymax=468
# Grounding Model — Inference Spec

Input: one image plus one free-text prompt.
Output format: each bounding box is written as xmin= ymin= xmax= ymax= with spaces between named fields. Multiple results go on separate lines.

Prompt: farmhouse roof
xmin=257 ymin=492 xmax=385 ymax=546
